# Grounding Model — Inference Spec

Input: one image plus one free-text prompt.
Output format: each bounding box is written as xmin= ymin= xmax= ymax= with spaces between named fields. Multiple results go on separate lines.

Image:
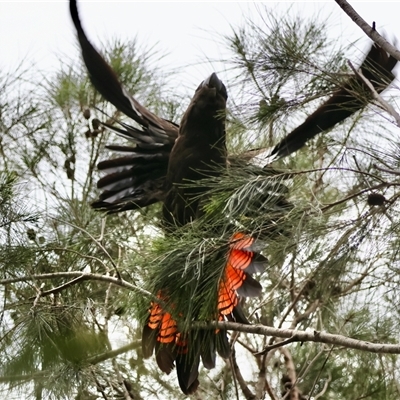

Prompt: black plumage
xmin=163 ymin=72 xmax=227 ymax=226
xmin=270 ymin=43 xmax=397 ymax=159
xmin=71 ymin=0 xmax=397 ymax=214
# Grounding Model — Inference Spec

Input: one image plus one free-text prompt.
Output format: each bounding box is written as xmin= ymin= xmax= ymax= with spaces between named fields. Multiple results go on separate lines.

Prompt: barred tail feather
xmin=142 ymin=233 xmax=265 ymax=394
xmin=217 ymin=233 xmax=265 ymax=322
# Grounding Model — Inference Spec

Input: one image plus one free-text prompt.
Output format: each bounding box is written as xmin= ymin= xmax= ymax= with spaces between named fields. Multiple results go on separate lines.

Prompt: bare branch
xmin=335 ymin=0 xmax=400 ymax=62
xmin=0 ymin=272 xmax=152 ymax=299
xmin=255 ymin=336 xmax=300 ymax=356
xmin=3 ymin=278 xmax=400 ymax=358
xmin=195 ymin=322 xmax=400 ymax=354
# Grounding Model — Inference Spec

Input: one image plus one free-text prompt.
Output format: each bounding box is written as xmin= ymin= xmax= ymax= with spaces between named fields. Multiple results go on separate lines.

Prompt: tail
xmin=270 ymin=42 xmax=398 ymax=159
xmin=70 ymin=0 xmax=178 ymax=212
xmin=141 ymin=293 xmax=201 ymax=395
xmin=141 ymin=233 xmax=265 ymax=394
xmin=218 ymin=233 xmax=265 ymax=322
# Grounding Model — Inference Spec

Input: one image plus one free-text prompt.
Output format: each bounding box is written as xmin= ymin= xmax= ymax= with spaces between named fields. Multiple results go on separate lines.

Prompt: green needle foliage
xmin=1 ymin=6 xmax=400 ymax=400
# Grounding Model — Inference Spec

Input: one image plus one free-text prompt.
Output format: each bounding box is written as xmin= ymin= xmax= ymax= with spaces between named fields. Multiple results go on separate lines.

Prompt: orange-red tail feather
xmin=142 ymin=233 xmax=265 ymax=393
xmin=217 ymin=233 xmax=263 ymax=318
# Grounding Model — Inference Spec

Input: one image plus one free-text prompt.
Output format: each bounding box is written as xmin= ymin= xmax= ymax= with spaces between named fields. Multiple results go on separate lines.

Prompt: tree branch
xmin=86 ymin=341 xmax=141 ymax=365
xmin=335 ymin=0 xmax=400 ymax=62
xmin=0 ymin=272 xmax=153 ymax=299
xmin=2 ymin=318 xmax=399 ymax=386
xmin=230 ymin=348 xmax=256 ymax=400
xmin=4 ymin=278 xmax=400 ymax=368
xmin=280 ymin=347 xmax=300 ymax=400
xmin=194 ymin=321 xmax=400 ymax=354
xmin=255 ymin=336 xmax=300 ymax=355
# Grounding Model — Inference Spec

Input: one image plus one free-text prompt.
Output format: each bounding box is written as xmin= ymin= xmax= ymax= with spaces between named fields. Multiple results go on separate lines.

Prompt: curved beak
xmin=203 ymin=72 xmax=223 ymax=91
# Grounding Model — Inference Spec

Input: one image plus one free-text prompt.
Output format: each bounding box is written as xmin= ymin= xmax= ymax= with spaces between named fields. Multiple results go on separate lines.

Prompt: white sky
xmin=1 ymin=1 xmax=400 ymax=92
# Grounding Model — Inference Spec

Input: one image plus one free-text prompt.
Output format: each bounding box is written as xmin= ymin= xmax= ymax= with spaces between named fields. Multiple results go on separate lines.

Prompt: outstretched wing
xmin=270 ymin=42 xmax=397 ymax=159
xmin=70 ymin=0 xmax=178 ymax=212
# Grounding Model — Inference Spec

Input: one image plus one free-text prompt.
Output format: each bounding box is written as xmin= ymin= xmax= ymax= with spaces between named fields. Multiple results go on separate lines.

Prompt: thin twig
xmin=264 ymin=377 xmax=279 ymax=400
xmin=92 ymin=372 xmax=108 ymax=400
xmin=374 ymin=165 xmax=400 ymax=177
xmin=255 ymin=335 xmax=301 ymax=356
xmin=307 ymin=345 xmax=335 ymax=399
xmin=43 ymin=247 xmax=111 ymax=270
xmin=54 ymin=218 xmax=121 ymax=280
xmin=277 ymin=282 xmax=310 ymax=330
xmin=111 ymin=358 xmax=132 ymax=400
xmin=313 ymin=372 xmax=332 ymax=399
xmin=98 ymin=217 xmax=106 ymax=244
xmin=28 ymin=276 xmax=86 ymax=299
xmin=0 ymin=272 xmax=153 ymax=299
xmin=30 ymin=283 xmax=44 ymax=313
xmin=320 ymin=182 xmax=390 ymax=212
xmin=291 ymin=300 xmax=320 ymax=328
xmin=295 ymin=347 xmax=327 ymax=392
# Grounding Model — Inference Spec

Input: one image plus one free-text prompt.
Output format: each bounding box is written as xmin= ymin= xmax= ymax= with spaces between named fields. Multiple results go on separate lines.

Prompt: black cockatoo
xmin=70 ymin=0 xmax=263 ymax=394
xmin=70 ymin=0 xmax=397 ymax=394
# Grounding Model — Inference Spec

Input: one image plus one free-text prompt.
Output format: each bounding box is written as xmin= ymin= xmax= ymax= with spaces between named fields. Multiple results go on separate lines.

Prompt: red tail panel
xmin=230 ymin=232 xmax=254 ymax=250
xmin=217 ymin=233 xmax=261 ymax=316
xmin=218 ymin=267 xmax=241 ymax=315
xmin=143 ymin=233 xmax=264 ymax=393
xmin=147 ymin=294 xmax=180 ymax=344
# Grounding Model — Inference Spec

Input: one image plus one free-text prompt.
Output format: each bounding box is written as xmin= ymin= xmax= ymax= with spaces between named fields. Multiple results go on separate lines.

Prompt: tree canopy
xmin=1 ymin=2 xmax=400 ymax=399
